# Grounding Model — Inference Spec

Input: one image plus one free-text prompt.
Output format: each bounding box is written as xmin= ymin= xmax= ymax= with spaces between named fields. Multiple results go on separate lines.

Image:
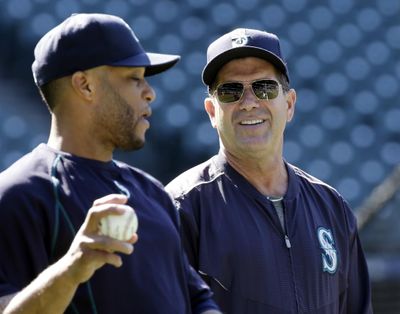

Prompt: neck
xmin=223 ymin=148 xmax=288 ymax=197
xmin=47 ymin=116 xmax=113 ymax=162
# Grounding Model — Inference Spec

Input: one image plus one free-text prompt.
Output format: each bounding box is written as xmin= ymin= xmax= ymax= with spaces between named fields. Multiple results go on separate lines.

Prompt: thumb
xmin=92 ymin=194 xmax=128 ymax=206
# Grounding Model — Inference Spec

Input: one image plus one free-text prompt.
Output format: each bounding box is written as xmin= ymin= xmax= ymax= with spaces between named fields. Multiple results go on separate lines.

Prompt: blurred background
xmin=0 ymin=0 xmax=399 ymax=312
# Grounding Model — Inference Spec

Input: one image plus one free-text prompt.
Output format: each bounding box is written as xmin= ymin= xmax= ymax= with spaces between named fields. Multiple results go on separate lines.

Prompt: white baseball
xmin=99 ymin=208 xmax=138 ymax=241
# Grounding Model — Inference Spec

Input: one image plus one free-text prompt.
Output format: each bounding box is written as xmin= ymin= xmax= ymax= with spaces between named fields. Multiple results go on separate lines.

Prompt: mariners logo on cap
xmin=231 ymin=29 xmax=249 ymax=47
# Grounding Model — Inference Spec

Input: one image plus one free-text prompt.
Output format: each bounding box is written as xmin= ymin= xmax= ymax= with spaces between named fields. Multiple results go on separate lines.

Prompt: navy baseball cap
xmin=32 ymin=13 xmax=180 ymax=86
xmin=202 ymin=28 xmax=289 ymax=86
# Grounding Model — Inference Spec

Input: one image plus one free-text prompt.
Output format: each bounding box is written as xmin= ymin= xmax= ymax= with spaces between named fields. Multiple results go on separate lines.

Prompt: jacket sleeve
xmin=347 ymin=232 xmax=373 ymax=313
xmin=169 ymin=191 xmax=201 ymax=270
xmin=185 ymin=254 xmax=220 ymax=314
xmin=165 ymin=191 xmax=219 ymax=313
xmin=342 ymin=199 xmax=373 ymax=313
xmin=0 ymin=184 xmax=51 ymax=297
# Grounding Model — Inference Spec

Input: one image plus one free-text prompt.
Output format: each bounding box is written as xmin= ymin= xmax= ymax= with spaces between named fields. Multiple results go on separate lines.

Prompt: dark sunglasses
xmin=213 ymin=79 xmax=281 ymax=104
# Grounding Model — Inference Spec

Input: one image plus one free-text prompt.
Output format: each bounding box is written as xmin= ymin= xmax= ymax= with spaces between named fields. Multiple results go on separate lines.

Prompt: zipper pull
xmin=284 ymin=235 xmax=291 ymax=248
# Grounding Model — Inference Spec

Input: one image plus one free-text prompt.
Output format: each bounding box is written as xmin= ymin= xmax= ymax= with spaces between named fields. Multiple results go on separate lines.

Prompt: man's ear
xmin=71 ymin=71 xmax=94 ymax=100
xmin=204 ymin=97 xmax=217 ymax=128
xmin=286 ymin=89 xmax=296 ymax=123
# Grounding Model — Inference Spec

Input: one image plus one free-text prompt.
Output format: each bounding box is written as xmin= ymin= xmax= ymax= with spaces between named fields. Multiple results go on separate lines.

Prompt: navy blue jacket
xmin=167 ymin=152 xmax=372 ymax=314
xmin=0 ymin=144 xmax=218 ymax=314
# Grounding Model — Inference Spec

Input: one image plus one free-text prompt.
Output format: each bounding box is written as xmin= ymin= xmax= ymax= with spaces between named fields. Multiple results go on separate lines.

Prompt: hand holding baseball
xmin=99 ymin=205 xmax=138 ymax=241
xmin=64 ymin=194 xmax=138 ymax=285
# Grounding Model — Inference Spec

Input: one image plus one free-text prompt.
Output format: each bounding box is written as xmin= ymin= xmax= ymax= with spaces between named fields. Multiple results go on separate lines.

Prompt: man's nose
xmin=143 ymin=79 xmax=156 ymax=103
xmin=238 ymin=85 xmax=260 ymax=111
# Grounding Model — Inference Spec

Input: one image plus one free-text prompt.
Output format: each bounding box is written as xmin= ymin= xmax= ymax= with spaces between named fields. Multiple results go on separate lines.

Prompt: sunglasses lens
xmin=217 ymin=82 xmax=244 ymax=103
xmin=252 ymin=80 xmax=279 ymax=100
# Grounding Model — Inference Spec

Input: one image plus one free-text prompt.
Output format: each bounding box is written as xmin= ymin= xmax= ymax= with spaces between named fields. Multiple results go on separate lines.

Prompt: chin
xmin=131 ymin=139 xmax=145 ymax=151
xmin=239 ymin=138 xmax=267 ymax=147
xmin=119 ymin=137 xmax=145 ymax=151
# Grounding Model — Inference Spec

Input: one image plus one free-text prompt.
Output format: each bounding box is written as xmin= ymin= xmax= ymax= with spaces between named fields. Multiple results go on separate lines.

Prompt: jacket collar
xmin=212 ymin=150 xmax=300 ymax=202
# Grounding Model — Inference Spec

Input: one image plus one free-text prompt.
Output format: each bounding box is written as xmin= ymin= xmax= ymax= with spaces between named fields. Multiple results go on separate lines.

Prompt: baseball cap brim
xmin=110 ymin=52 xmax=180 ymax=76
xmin=202 ymin=46 xmax=289 ymax=86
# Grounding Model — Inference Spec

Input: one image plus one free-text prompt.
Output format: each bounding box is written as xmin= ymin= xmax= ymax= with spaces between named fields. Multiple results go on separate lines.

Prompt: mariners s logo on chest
xmin=317 ymin=227 xmax=338 ymax=274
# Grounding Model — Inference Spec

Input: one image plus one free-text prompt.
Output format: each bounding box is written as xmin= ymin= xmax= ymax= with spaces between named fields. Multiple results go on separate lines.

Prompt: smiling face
xmin=205 ymin=57 xmax=296 ymax=159
xmin=93 ymin=66 xmax=155 ymax=151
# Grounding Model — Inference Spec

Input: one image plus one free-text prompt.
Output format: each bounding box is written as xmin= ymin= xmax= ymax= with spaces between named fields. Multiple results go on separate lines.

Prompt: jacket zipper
xmin=284 ymin=234 xmax=292 ymax=248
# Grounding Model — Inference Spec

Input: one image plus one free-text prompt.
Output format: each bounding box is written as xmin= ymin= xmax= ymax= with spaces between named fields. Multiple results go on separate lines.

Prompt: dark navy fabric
xmin=0 ymin=144 xmax=218 ymax=314
xmin=32 ymin=13 xmax=180 ymax=86
xmin=166 ymin=152 xmax=372 ymax=314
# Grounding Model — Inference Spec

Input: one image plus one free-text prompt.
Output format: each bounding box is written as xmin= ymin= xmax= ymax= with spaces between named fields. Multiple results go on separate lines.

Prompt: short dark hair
xmin=276 ymin=71 xmax=290 ymax=93
xmin=37 ymin=79 xmax=64 ymax=112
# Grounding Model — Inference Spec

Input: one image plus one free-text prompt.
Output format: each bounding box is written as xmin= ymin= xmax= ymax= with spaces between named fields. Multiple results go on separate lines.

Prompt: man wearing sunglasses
xmin=166 ymin=28 xmax=372 ymax=313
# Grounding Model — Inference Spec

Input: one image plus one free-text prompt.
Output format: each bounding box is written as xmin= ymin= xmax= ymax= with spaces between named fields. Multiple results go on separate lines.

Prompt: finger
xmin=108 ymin=254 xmax=122 ymax=268
xmin=92 ymin=194 xmax=128 ymax=206
xmin=127 ymin=233 xmax=139 ymax=244
xmin=82 ymin=234 xmax=135 ymax=255
xmin=65 ymin=244 xmax=126 ymax=283
xmin=91 ymin=203 xmax=134 ymax=219
xmin=75 ymin=249 xmax=124 ymax=277
xmin=93 ymin=250 xmax=123 ymax=268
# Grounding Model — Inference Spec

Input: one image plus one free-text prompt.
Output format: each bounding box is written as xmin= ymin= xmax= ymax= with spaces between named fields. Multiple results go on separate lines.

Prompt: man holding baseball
xmin=0 ymin=13 xmax=221 ymax=314
xmin=166 ymin=28 xmax=373 ymax=313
